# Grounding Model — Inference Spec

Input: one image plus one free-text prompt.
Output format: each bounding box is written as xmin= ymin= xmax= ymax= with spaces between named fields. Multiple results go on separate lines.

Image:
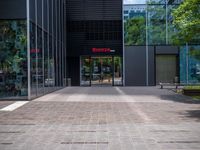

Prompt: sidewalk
xmin=0 ymin=87 xmax=200 ymax=150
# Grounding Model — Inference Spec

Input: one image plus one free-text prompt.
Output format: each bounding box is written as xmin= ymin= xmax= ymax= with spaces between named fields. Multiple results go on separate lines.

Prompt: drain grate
xmin=151 ymin=130 xmax=190 ymax=133
xmin=66 ymin=130 xmax=107 ymax=133
xmin=1 ymin=143 xmax=13 ymax=145
xmin=158 ymin=141 xmax=200 ymax=144
xmin=61 ymin=142 xmax=109 ymax=145
xmin=0 ymin=131 xmax=25 ymax=134
xmin=0 ymin=124 xmax=35 ymax=126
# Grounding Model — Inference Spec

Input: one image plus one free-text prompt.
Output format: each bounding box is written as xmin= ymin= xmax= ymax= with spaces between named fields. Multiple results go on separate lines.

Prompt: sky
xmin=124 ymin=0 xmax=146 ymax=4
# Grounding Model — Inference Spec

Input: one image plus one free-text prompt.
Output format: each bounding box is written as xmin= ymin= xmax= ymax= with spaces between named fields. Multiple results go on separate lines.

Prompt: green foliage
xmin=190 ymin=49 xmax=200 ymax=60
xmin=124 ymin=17 xmax=146 ymax=45
xmin=147 ymin=4 xmax=167 ymax=45
xmin=0 ymin=20 xmax=27 ymax=73
xmin=183 ymin=86 xmax=200 ymax=90
xmin=172 ymin=0 xmax=200 ymax=44
xmin=192 ymin=96 xmax=200 ymax=100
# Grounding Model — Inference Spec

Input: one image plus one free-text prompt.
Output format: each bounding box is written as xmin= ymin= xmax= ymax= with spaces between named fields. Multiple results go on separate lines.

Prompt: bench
xmin=160 ymin=82 xmax=200 ymax=90
xmin=159 ymin=82 xmax=179 ymax=89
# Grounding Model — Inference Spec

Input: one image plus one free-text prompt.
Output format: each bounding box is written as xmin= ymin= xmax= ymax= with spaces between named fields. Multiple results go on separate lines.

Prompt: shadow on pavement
xmin=182 ymin=110 xmax=200 ymax=121
xmin=159 ymin=95 xmax=200 ymax=104
xmin=58 ymin=87 xmax=121 ymax=96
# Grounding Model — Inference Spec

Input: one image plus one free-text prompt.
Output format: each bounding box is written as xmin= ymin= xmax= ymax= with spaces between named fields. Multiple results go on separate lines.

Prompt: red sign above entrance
xmin=92 ymin=48 xmax=115 ymax=53
xmin=30 ymin=49 xmax=40 ymax=53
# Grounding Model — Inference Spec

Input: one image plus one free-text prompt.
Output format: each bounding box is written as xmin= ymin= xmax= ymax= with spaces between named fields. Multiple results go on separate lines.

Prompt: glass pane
xmin=124 ymin=4 xmax=146 ymax=45
xmin=124 ymin=0 xmax=147 ymax=4
xmin=147 ymin=4 xmax=166 ymax=45
xmin=114 ymin=57 xmax=123 ymax=85
xmin=180 ymin=45 xmax=200 ymax=84
xmin=30 ymin=22 xmax=37 ymax=97
xmin=49 ymin=36 xmax=55 ymax=91
xmin=80 ymin=56 xmax=91 ymax=86
xmin=167 ymin=4 xmax=178 ymax=45
xmin=37 ymin=27 xmax=44 ymax=96
xmin=91 ymin=57 xmax=113 ymax=86
xmin=44 ymin=32 xmax=49 ymax=93
xmin=54 ymin=40 xmax=59 ymax=89
xmin=101 ymin=57 xmax=113 ymax=85
xmin=0 ymin=20 xmax=28 ymax=98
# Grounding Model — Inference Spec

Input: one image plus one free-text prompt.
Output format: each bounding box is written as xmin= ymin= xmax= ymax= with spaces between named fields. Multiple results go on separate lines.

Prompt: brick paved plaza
xmin=0 ymin=87 xmax=200 ymax=150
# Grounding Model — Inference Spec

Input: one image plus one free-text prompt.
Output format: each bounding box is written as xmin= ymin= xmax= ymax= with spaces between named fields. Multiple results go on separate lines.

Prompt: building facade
xmin=124 ymin=0 xmax=200 ymax=86
xmin=0 ymin=0 xmax=66 ymax=99
xmin=66 ymin=0 xmax=123 ymax=86
xmin=0 ymin=0 xmax=199 ymax=100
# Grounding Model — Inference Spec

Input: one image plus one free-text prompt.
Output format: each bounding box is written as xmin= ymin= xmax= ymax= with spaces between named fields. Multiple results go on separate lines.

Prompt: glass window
xmin=180 ymin=45 xmax=200 ymax=84
xmin=30 ymin=22 xmax=37 ymax=97
xmin=37 ymin=27 xmax=44 ymax=96
xmin=44 ymin=32 xmax=49 ymax=93
xmin=114 ymin=57 xmax=123 ymax=86
xmin=49 ymin=36 xmax=55 ymax=91
xmin=167 ymin=4 xmax=178 ymax=45
xmin=147 ymin=4 xmax=166 ymax=45
xmin=124 ymin=10 xmax=129 ymax=14
xmin=0 ymin=20 xmax=27 ymax=98
xmin=124 ymin=5 xmax=146 ymax=45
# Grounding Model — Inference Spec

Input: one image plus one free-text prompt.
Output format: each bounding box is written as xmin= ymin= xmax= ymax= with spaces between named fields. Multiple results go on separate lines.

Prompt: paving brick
xmin=0 ymin=87 xmax=200 ymax=150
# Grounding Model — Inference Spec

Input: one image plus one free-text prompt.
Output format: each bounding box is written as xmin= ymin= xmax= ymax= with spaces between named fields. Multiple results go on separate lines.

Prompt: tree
xmin=124 ymin=16 xmax=146 ymax=45
xmin=172 ymin=0 xmax=200 ymax=44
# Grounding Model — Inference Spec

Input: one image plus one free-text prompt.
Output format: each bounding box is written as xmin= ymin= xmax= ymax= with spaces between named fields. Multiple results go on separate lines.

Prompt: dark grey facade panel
xmin=67 ymin=0 xmax=122 ymax=85
xmin=0 ymin=0 xmax=26 ymax=19
xmin=37 ymin=0 xmax=42 ymax=26
xmin=68 ymin=57 xmax=80 ymax=86
xmin=57 ymin=0 xmax=59 ymax=39
xmin=53 ymin=0 xmax=57 ymax=37
xmin=67 ymin=0 xmax=122 ymax=21
xmin=156 ymin=46 xmax=179 ymax=54
xmin=125 ymin=46 xmax=147 ymax=86
xmin=67 ymin=32 xmax=122 ymax=56
xmin=49 ymin=0 xmax=53 ymax=34
xmin=125 ymin=46 xmax=179 ymax=86
xmin=66 ymin=0 xmax=123 ymax=57
xmin=148 ymin=46 xmax=155 ymax=86
xmin=30 ymin=0 xmax=35 ymax=21
xmin=43 ymin=0 xmax=48 ymax=30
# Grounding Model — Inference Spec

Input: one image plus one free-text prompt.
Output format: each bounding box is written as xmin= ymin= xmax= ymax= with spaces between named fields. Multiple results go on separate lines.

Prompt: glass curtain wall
xmin=29 ymin=0 xmax=66 ymax=99
xmin=124 ymin=0 xmax=172 ymax=46
xmin=0 ymin=20 xmax=28 ymax=98
xmin=180 ymin=45 xmax=200 ymax=84
xmin=124 ymin=0 xmax=200 ymax=84
xmin=147 ymin=3 xmax=166 ymax=45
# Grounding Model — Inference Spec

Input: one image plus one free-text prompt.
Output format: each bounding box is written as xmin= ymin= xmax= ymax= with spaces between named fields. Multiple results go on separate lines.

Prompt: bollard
xmin=67 ymin=78 xmax=71 ymax=86
xmin=174 ymin=76 xmax=179 ymax=83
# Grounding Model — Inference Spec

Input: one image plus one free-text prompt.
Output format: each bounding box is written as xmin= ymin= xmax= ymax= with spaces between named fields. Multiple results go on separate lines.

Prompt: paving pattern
xmin=0 ymin=87 xmax=200 ymax=150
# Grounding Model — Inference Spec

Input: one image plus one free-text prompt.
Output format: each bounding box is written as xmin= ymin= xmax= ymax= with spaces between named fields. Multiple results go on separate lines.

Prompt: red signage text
xmin=92 ymin=48 xmax=111 ymax=53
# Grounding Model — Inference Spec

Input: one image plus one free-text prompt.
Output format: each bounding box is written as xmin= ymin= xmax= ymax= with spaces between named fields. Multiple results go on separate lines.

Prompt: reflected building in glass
xmin=124 ymin=0 xmax=200 ymax=85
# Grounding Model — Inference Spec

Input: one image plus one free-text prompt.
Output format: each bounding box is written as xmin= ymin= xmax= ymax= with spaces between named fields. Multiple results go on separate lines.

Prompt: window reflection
xmin=0 ymin=20 xmax=27 ymax=98
xmin=124 ymin=1 xmax=185 ymax=46
xmin=180 ymin=46 xmax=200 ymax=84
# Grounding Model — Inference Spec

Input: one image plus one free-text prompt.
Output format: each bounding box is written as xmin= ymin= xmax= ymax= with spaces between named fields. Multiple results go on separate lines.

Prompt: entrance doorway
xmin=91 ymin=57 xmax=112 ymax=86
xmin=80 ymin=56 xmax=123 ymax=86
xmin=156 ymin=55 xmax=178 ymax=84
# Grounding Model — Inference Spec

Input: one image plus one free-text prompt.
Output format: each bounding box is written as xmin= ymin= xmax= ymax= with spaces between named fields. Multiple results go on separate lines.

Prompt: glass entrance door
xmin=80 ymin=56 xmax=123 ymax=86
xmin=80 ymin=56 xmax=91 ymax=86
xmin=91 ymin=57 xmax=113 ymax=86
